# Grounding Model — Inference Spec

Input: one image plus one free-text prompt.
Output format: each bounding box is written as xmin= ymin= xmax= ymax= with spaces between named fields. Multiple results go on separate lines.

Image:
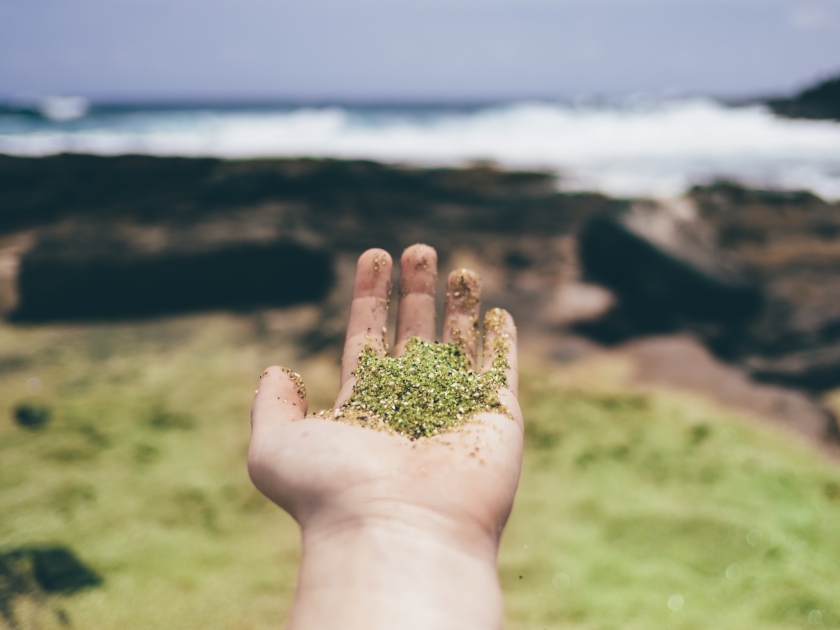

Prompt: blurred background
xmin=1 ymin=1 xmax=840 ymax=628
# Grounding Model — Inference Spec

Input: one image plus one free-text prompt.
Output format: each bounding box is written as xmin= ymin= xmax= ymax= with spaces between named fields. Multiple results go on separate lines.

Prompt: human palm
xmin=248 ymin=244 xmax=523 ymax=556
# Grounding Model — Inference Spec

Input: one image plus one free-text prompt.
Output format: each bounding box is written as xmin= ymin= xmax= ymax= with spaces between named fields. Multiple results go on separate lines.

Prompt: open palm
xmin=248 ymin=244 xmax=523 ymax=561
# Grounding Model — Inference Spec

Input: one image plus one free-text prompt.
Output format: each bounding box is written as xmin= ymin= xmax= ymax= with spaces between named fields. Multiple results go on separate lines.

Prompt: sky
xmin=0 ymin=0 xmax=838 ymax=102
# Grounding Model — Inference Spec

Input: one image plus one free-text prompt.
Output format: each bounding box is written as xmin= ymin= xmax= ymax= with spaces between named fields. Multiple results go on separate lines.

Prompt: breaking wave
xmin=2 ymin=98 xmax=840 ymax=199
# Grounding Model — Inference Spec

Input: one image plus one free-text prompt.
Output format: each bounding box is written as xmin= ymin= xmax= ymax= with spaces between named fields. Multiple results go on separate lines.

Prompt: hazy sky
xmin=1 ymin=0 xmax=838 ymax=101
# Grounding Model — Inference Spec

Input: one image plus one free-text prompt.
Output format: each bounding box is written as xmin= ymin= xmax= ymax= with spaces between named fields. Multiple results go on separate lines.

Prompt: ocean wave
xmin=1 ymin=99 xmax=839 ymax=200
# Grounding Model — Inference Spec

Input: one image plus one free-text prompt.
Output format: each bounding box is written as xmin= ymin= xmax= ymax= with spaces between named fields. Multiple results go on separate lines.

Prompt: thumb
xmin=251 ymin=365 xmax=308 ymax=432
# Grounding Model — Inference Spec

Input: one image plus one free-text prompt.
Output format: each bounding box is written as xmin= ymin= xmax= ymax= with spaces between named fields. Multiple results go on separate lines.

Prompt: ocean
xmin=2 ymin=97 xmax=839 ymax=200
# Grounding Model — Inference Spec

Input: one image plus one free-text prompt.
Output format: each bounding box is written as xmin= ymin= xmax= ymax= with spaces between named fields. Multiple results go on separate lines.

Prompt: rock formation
xmin=578 ymin=181 xmax=840 ymax=392
xmin=766 ymin=74 xmax=840 ymax=121
xmin=2 ymin=155 xmax=839 ymax=400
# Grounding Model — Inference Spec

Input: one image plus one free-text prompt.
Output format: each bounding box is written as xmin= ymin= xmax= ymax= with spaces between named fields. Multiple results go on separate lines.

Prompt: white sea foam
xmin=37 ymin=96 xmax=90 ymax=122
xmin=2 ymin=99 xmax=839 ymax=200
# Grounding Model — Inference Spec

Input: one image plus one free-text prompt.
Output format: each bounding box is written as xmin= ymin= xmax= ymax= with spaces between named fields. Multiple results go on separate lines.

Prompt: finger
xmin=442 ymin=269 xmax=482 ymax=369
xmin=251 ymin=365 xmax=308 ymax=432
xmin=481 ymin=308 xmax=518 ymax=397
xmin=395 ymin=244 xmax=438 ymax=356
xmin=341 ymin=248 xmax=393 ymax=386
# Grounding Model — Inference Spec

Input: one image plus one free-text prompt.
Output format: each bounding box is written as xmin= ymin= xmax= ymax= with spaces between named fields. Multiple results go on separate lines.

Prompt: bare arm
xmin=248 ymin=244 xmax=523 ymax=630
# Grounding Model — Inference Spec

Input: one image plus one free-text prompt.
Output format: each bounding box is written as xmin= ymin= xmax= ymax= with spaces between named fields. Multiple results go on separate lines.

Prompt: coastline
xmin=2 ymin=154 xmax=840 ymax=398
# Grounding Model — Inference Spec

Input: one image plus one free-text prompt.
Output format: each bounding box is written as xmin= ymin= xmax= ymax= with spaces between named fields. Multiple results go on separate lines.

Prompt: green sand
xmin=339 ymin=337 xmax=507 ymax=439
xmin=1 ymin=313 xmax=839 ymax=629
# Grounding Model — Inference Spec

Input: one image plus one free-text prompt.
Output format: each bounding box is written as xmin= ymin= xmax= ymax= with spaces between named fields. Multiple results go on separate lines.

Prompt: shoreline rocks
xmin=2 ymin=154 xmax=840 ymax=403
xmin=766 ymin=74 xmax=840 ymax=122
xmin=578 ymin=182 xmax=840 ymax=393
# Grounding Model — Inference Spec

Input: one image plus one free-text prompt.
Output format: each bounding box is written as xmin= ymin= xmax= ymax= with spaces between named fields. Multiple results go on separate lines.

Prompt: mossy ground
xmin=1 ymin=311 xmax=839 ymax=629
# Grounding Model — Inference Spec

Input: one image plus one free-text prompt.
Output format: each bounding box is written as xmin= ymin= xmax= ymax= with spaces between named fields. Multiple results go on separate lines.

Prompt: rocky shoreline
xmin=766 ymin=74 xmax=840 ymax=122
xmin=1 ymin=153 xmax=839 ymax=419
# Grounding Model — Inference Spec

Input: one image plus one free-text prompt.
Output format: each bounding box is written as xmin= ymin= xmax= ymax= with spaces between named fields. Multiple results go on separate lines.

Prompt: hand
xmin=248 ymin=244 xmax=523 ymax=630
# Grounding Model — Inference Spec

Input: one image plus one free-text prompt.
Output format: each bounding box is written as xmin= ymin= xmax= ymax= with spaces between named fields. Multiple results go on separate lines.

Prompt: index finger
xmin=341 ymin=249 xmax=393 ymax=387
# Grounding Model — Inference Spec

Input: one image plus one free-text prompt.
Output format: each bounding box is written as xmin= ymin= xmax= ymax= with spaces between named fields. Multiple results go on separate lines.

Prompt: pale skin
xmin=249 ymin=244 xmax=523 ymax=630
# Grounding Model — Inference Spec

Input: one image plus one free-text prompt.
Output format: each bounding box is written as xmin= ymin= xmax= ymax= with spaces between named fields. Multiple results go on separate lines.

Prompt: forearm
xmin=287 ymin=519 xmax=504 ymax=630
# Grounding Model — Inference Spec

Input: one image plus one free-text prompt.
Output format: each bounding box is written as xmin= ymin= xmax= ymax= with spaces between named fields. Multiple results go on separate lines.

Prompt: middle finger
xmin=394 ymin=244 xmax=438 ymax=356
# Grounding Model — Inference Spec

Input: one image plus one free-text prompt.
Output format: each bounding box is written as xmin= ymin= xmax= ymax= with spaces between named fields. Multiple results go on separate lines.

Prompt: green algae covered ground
xmin=1 ymin=312 xmax=839 ymax=629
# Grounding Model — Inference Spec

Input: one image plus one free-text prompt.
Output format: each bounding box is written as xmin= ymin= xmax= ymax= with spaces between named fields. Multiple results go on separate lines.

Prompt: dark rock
xmin=744 ymin=344 xmax=840 ymax=392
xmin=13 ymin=404 xmax=51 ymax=430
xmin=504 ymin=250 xmax=534 ymax=270
xmin=577 ymin=201 xmax=761 ymax=343
xmin=13 ymin=240 xmax=334 ymax=321
xmin=0 ymin=154 xmax=570 ymax=238
xmin=692 ymin=181 xmax=840 ymax=390
xmin=30 ymin=547 xmax=102 ymax=593
xmin=767 ymin=74 xmax=840 ymax=121
xmin=0 ymin=154 xmax=620 ymax=324
xmin=0 ymin=545 xmax=101 ymax=628
xmin=579 ymin=181 xmax=840 ymax=392
xmin=6 ymin=154 xmax=840 ymax=396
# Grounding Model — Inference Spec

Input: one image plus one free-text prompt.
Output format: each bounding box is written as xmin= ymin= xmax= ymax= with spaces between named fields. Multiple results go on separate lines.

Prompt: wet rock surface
xmin=1 ymin=154 xmax=839 ymax=430
xmin=766 ymin=74 xmax=840 ymax=121
xmin=578 ymin=200 xmax=761 ymax=343
xmin=14 ymin=238 xmax=333 ymax=320
xmin=578 ymin=181 xmax=840 ymax=394
xmin=0 ymin=154 xmax=619 ymax=327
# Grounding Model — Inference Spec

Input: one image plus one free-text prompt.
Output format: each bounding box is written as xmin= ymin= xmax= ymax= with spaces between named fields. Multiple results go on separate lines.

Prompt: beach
xmin=2 ymin=106 xmax=840 ymax=629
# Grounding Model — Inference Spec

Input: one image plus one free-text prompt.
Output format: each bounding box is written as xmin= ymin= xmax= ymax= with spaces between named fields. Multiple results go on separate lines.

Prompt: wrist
xmin=288 ymin=514 xmax=504 ymax=630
